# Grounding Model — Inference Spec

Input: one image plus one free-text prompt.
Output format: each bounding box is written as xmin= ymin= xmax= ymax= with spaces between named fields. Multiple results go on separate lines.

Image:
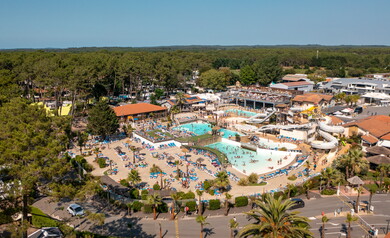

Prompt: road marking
xmin=325 ymin=232 xmax=346 ymax=236
xmin=308 ymin=217 xmax=317 ymax=220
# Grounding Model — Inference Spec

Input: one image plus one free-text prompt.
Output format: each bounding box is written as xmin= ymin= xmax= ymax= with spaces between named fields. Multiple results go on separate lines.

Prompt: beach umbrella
xmin=212 ymin=126 xmax=221 ymax=130
xmin=181 ymin=148 xmax=189 ymax=157
xmin=167 ymin=156 xmax=175 ymax=161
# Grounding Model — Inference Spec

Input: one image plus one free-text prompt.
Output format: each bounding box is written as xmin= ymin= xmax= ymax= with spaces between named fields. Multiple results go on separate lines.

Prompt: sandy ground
xmin=75 ymin=135 xmax=312 ymax=199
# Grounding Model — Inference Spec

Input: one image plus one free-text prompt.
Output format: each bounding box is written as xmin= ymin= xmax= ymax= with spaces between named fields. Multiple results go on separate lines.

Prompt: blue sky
xmin=0 ymin=0 xmax=389 ymax=48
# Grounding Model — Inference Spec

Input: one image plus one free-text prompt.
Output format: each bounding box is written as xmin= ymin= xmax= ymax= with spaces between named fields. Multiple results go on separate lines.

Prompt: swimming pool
xmin=174 ymin=122 xmax=212 ymax=135
xmin=219 ymin=128 xmax=243 ymax=139
xmin=225 ymin=109 xmax=257 ymax=117
xmin=174 ymin=122 xmax=243 ymax=139
xmin=206 ymin=142 xmax=296 ymax=175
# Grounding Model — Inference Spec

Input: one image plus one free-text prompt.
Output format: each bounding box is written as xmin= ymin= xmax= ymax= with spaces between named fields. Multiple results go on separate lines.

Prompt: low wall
xmin=133 ymin=133 xmax=182 ymax=148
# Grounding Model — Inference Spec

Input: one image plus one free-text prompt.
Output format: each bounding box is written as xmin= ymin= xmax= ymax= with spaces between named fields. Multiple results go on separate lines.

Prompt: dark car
xmin=289 ymin=198 xmax=305 ymax=210
xmin=354 ymin=107 xmax=363 ymax=114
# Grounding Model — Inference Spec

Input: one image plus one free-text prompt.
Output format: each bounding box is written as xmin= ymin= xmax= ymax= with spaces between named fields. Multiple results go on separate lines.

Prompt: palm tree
xmin=239 ymin=193 xmax=311 ymax=238
xmin=127 ymin=202 xmax=133 ymax=216
xmin=354 ymin=186 xmax=363 ymax=213
xmin=229 ymin=218 xmax=239 ymax=238
xmin=214 ymin=171 xmax=230 ymax=192
xmin=174 ymin=160 xmax=181 ymax=178
xmin=286 ymin=183 xmax=295 ymax=199
xmin=368 ymin=186 xmax=377 ymax=213
xmin=170 ymin=105 xmax=180 ymax=122
xmin=175 ymin=92 xmax=186 ymax=111
xmin=196 ymin=189 xmax=204 ymax=215
xmin=377 ymin=164 xmax=390 ymax=192
xmin=146 ymin=193 xmax=162 ymax=220
xmin=321 ymin=215 xmax=329 ymax=238
xmin=302 ymin=180 xmax=312 ymax=200
xmin=224 ymin=192 xmax=232 ymax=216
xmin=321 ymin=167 xmax=343 ymax=189
xmin=334 ymin=92 xmax=346 ymax=104
xmin=351 ymin=95 xmax=360 ymax=106
xmin=87 ymin=212 xmax=105 ymax=232
xmin=93 ymin=147 xmax=100 ymax=161
xmin=77 ymin=131 xmax=88 ymax=154
xmin=150 ymin=164 xmax=164 ymax=188
xmin=345 ymin=212 xmax=358 ymax=238
xmin=127 ymin=169 xmax=141 ymax=187
xmin=170 ymin=193 xmax=182 ymax=220
xmin=130 ymin=146 xmax=139 ymax=164
xmin=196 ymin=215 xmax=209 ymax=238
xmin=335 ymin=149 xmax=368 ymax=179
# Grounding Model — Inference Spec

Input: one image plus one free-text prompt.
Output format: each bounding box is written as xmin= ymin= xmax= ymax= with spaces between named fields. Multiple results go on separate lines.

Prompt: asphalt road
xmin=34 ymin=193 xmax=390 ymax=237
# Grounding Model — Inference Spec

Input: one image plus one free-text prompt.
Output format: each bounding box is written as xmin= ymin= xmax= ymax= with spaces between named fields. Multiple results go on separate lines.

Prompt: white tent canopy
xmin=362 ymin=92 xmax=390 ymax=100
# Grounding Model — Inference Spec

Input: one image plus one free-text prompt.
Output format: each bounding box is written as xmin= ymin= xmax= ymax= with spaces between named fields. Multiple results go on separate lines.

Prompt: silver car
xmin=67 ymin=203 xmax=84 ymax=216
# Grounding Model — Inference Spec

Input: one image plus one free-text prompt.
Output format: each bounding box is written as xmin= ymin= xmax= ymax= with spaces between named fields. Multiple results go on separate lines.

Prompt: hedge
xmin=132 ymin=201 xmax=143 ymax=212
xmin=30 ymin=206 xmax=58 ymax=228
xmin=97 ymin=157 xmax=106 ymax=168
xmin=143 ymin=204 xmax=153 ymax=213
xmin=235 ymin=196 xmax=248 ymax=207
xmin=321 ymin=189 xmax=337 ymax=195
xmin=185 ymin=201 xmax=197 ymax=212
xmin=208 ymin=199 xmax=220 ymax=210
xmin=0 ymin=212 xmax=13 ymax=225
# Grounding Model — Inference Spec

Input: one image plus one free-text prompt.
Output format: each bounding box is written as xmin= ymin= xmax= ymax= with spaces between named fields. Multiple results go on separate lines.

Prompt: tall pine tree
xmin=87 ymin=100 xmax=119 ymax=140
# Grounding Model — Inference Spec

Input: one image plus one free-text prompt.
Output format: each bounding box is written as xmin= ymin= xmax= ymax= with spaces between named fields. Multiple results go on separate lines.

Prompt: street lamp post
xmin=386 ymin=219 xmax=390 ymax=234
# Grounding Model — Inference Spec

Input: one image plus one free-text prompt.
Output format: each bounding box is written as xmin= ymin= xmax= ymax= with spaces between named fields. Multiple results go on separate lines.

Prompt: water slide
xmin=247 ymin=110 xmax=276 ymax=123
xmin=256 ymin=123 xmax=312 ymax=132
xmin=310 ymin=117 xmax=344 ymax=150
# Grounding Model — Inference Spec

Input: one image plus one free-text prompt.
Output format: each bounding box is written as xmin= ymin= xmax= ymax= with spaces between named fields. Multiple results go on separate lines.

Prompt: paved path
xmin=33 ymin=193 xmax=390 ymax=237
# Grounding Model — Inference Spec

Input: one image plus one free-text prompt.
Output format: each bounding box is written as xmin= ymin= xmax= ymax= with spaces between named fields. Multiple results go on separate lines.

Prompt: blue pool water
xmin=225 ymin=109 xmax=257 ymax=117
xmin=219 ymin=128 xmax=242 ymax=139
xmin=175 ymin=122 xmax=243 ymax=138
xmin=206 ymin=142 xmax=294 ymax=175
xmin=174 ymin=122 xmax=212 ymax=135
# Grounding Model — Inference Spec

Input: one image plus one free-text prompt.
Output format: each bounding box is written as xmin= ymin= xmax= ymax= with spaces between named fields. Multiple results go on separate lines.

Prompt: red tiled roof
xmin=113 ymin=103 xmax=167 ymax=117
xmin=343 ymin=115 xmax=390 ymax=138
xmin=380 ymin=133 xmax=390 ymax=140
xmin=293 ymin=93 xmax=333 ymax=104
xmin=330 ymin=116 xmax=344 ymax=125
xmin=362 ymin=134 xmax=379 ymax=144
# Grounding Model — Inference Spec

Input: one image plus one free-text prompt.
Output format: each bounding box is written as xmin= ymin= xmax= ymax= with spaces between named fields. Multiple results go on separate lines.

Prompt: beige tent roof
xmin=347 ymin=176 xmax=364 ymax=185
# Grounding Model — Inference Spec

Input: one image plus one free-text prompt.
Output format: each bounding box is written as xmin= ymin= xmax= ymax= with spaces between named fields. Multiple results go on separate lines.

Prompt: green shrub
xmin=30 ymin=206 xmax=58 ymax=228
xmin=153 ymin=184 xmax=161 ymax=190
xmin=185 ymin=201 xmax=197 ymax=212
xmin=143 ymin=204 xmax=153 ymax=213
xmin=279 ymin=147 xmax=288 ymax=151
xmin=273 ymin=191 xmax=285 ymax=200
xmin=208 ymin=199 xmax=220 ymax=210
xmin=0 ymin=212 xmax=13 ymax=225
xmin=288 ymin=175 xmax=297 ymax=181
xmin=238 ymin=177 xmax=249 ymax=186
xmin=248 ymin=173 xmax=258 ymax=184
xmin=130 ymin=188 xmax=140 ymax=199
xmin=235 ymin=196 xmax=248 ymax=207
xmin=97 ymin=157 xmax=106 ymax=168
xmin=183 ymin=191 xmax=195 ymax=199
xmin=203 ymin=180 xmax=212 ymax=190
xmin=208 ymin=190 xmax=215 ymax=195
xmin=132 ymin=201 xmax=143 ymax=212
xmin=120 ymin=179 xmax=129 ymax=187
xmin=157 ymin=202 xmax=168 ymax=213
xmin=321 ymin=189 xmax=337 ymax=195
xmin=141 ymin=190 xmax=149 ymax=200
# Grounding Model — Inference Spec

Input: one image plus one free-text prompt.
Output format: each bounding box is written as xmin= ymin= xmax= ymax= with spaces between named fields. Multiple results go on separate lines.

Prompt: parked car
xmin=67 ymin=204 xmax=85 ymax=216
xmin=289 ymin=198 xmax=305 ymax=210
xmin=354 ymin=107 xmax=363 ymax=114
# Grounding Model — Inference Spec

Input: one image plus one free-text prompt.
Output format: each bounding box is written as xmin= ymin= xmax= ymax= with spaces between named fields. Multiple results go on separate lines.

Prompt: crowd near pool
xmin=206 ymin=142 xmax=295 ymax=175
xmin=174 ymin=122 xmax=243 ymax=139
xmin=224 ymin=109 xmax=257 ymax=117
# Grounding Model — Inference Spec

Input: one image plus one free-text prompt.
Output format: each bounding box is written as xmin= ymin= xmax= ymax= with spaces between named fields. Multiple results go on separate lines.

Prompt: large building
xmin=343 ymin=115 xmax=390 ymax=147
xmin=270 ymin=81 xmax=314 ymax=92
xmin=291 ymin=93 xmax=334 ymax=110
xmin=113 ymin=103 xmax=167 ymax=121
xmin=322 ymin=78 xmax=390 ymax=95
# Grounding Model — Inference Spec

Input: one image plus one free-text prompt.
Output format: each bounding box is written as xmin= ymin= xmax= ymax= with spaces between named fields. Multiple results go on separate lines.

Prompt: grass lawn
xmin=176 ymin=134 xmax=213 ymax=143
xmin=247 ymin=182 xmax=267 ymax=186
xmin=145 ymin=129 xmax=173 ymax=140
